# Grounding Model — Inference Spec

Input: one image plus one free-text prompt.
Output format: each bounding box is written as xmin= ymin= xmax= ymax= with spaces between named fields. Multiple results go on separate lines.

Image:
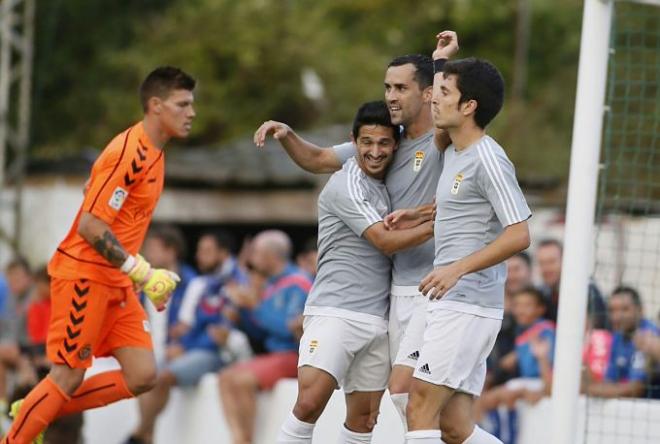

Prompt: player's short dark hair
xmin=388 ymin=54 xmax=434 ymax=89
xmin=140 ymin=66 xmax=196 ymax=112
xmin=200 ymin=230 xmax=236 ymax=254
xmin=513 ymin=251 xmax=532 ymax=268
xmin=148 ymin=225 xmax=187 ymax=260
xmin=612 ymin=285 xmax=642 ymax=308
xmin=514 ymin=286 xmax=546 ymax=308
xmin=538 ymin=238 xmax=563 ymax=254
xmin=351 ymin=101 xmax=401 ymax=143
xmin=6 ymin=256 xmax=31 ymax=274
xmin=442 ymin=58 xmax=505 ymax=129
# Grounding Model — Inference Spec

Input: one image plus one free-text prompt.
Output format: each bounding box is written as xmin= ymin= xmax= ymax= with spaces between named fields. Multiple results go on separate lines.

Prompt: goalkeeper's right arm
xmin=78 ymin=212 xmax=180 ymax=311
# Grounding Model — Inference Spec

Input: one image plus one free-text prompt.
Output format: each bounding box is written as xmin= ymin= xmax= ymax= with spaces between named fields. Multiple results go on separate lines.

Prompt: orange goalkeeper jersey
xmin=49 ymin=121 xmax=165 ymax=287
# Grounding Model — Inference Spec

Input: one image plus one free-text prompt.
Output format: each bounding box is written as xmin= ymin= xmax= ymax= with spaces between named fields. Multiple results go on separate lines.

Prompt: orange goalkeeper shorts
xmin=47 ymin=277 xmax=153 ymax=369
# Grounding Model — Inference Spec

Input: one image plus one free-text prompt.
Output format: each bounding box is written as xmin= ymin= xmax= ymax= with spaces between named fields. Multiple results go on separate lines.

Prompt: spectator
xmin=487 ymin=252 xmax=534 ymax=389
xmin=584 ymin=286 xmax=659 ymax=398
xmin=195 ymin=230 xmax=236 ymax=274
xmin=218 ymin=230 xmax=311 ymax=444
xmin=0 ymin=272 xmax=17 ymax=410
xmin=477 ymin=287 xmax=554 ymax=442
xmin=536 ymin=239 xmax=608 ymax=328
xmin=0 ymin=275 xmax=8 ymax=324
xmin=635 ymin=328 xmax=660 ymax=361
xmin=295 ymin=236 xmax=318 ymax=279
xmin=128 ymin=276 xmax=247 ymax=444
xmin=5 ymin=257 xmax=33 ymax=304
xmin=583 ymin=317 xmax=613 ymax=383
xmin=5 ymin=257 xmax=33 ymax=349
xmin=140 ymin=225 xmax=197 ymax=350
xmin=175 ymin=230 xmax=251 ymax=364
xmin=0 ymin=258 xmax=34 ymax=408
xmin=24 ymin=267 xmax=51 ymax=366
xmin=128 ymin=225 xmax=198 ymax=444
xmin=476 ymin=287 xmax=555 ymax=443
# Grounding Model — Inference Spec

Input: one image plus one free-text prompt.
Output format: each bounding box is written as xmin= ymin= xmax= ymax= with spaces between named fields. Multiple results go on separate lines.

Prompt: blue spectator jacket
xmin=167 ymin=263 xmax=197 ymax=333
xmin=179 ymin=258 xmax=247 ymax=352
xmin=515 ymin=318 xmax=556 ymax=378
xmin=605 ymin=318 xmax=659 ymax=398
xmin=240 ymin=264 xmax=311 ymax=353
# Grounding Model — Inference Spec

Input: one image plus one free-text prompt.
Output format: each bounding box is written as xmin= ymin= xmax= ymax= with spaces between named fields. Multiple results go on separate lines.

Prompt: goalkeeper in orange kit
xmin=2 ymin=66 xmax=196 ymax=444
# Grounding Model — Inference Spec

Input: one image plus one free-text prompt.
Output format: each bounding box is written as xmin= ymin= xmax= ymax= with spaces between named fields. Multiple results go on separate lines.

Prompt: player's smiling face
xmin=353 ymin=124 xmax=397 ymax=180
xmin=384 ymin=64 xmax=430 ymax=127
xmin=432 ymin=74 xmax=474 ymax=130
xmin=158 ymin=89 xmax=196 ymax=138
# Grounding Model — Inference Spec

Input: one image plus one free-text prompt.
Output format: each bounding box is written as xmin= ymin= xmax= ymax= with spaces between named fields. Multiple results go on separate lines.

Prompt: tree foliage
xmin=30 ymin=0 xmax=583 ymax=181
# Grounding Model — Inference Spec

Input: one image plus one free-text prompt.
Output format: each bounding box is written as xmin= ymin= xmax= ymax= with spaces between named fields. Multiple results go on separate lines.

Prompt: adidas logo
xmin=419 ymin=363 xmax=431 ymax=374
xmin=407 ymin=351 xmax=420 ymax=360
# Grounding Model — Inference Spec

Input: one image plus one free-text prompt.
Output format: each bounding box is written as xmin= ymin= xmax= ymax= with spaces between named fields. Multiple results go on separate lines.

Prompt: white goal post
xmin=550 ymin=1 xmax=613 ymax=444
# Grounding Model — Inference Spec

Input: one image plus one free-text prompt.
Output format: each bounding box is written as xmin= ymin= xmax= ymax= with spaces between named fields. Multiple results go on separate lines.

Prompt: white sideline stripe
xmin=347 ymin=162 xmax=380 ymax=225
xmin=476 ymin=142 xmax=517 ymax=225
xmin=483 ymin=139 xmax=523 ymax=222
xmin=348 ymin=162 xmax=380 ymax=224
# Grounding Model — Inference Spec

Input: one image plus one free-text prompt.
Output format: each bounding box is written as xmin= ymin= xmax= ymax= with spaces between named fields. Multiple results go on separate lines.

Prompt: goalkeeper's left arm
xmin=78 ymin=211 xmax=180 ymax=311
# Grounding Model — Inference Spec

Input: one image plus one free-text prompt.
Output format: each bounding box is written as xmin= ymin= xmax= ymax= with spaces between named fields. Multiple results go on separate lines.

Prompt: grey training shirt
xmin=430 ymin=135 xmax=531 ymax=319
xmin=304 ymin=157 xmax=392 ymax=323
xmin=333 ymin=129 xmax=442 ymax=286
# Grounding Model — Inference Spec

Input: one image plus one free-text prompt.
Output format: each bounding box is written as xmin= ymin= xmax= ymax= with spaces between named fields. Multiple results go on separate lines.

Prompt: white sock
xmin=405 ymin=429 xmax=442 ymax=444
xmin=390 ymin=393 xmax=409 ymax=432
xmin=277 ymin=412 xmax=315 ymax=443
xmin=462 ymin=425 xmax=503 ymax=444
xmin=338 ymin=423 xmax=372 ymax=443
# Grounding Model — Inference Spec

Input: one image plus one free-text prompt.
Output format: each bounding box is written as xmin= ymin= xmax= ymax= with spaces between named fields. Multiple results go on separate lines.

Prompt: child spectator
xmin=486 ymin=252 xmax=534 ymax=390
xmin=477 ymin=287 xmax=555 ymax=443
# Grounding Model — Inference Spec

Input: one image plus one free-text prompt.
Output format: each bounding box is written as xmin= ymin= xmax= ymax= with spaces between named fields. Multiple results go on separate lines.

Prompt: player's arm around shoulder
xmin=363 ymin=219 xmax=434 ymax=256
xmin=254 ymin=120 xmax=343 ymax=174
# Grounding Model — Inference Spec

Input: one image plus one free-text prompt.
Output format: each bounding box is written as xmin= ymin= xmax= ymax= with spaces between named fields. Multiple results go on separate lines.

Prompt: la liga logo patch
xmin=108 ymin=186 xmax=128 ymax=210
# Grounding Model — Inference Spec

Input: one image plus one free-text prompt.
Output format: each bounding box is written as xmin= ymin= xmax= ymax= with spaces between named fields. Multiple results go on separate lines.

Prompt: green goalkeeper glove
xmin=122 ymin=254 xmax=180 ymax=311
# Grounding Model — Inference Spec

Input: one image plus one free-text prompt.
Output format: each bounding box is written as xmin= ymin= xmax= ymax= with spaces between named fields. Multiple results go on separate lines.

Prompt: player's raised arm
xmin=432 ymin=30 xmax=459 ymax=151
xmin=254 ymin=120 xmax=343 ymax=174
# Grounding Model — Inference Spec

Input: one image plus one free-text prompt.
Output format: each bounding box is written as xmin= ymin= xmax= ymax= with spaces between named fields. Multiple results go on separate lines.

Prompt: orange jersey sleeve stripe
xmin=85 ymin=127 xmax=132 ymax=214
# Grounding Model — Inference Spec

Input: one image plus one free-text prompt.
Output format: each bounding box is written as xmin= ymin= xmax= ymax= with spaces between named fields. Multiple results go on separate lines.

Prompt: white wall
xmin=83 ymin=358 xmax=660 ymax=444
xmin=83 ymin=358 xmax=406 ymax=444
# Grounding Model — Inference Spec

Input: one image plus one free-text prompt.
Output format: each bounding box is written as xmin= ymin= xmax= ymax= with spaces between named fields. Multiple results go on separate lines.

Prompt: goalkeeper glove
xmin=121 ymin=254 xmax=180 ymax=311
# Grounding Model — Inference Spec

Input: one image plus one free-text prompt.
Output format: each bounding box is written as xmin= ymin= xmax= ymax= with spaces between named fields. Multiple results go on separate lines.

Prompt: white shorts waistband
xmin=390 ymin=285 xmax=423 ymax=297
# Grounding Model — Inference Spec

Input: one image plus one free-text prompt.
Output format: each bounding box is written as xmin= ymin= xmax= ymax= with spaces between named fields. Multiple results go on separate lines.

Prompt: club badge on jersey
xmin=451 ymin=173 xmax=464 ymax=195
xmin=309 ymin=340 xmax=319 ymax=353
xmin=413 ymin=151 xmax=425 ymax=172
